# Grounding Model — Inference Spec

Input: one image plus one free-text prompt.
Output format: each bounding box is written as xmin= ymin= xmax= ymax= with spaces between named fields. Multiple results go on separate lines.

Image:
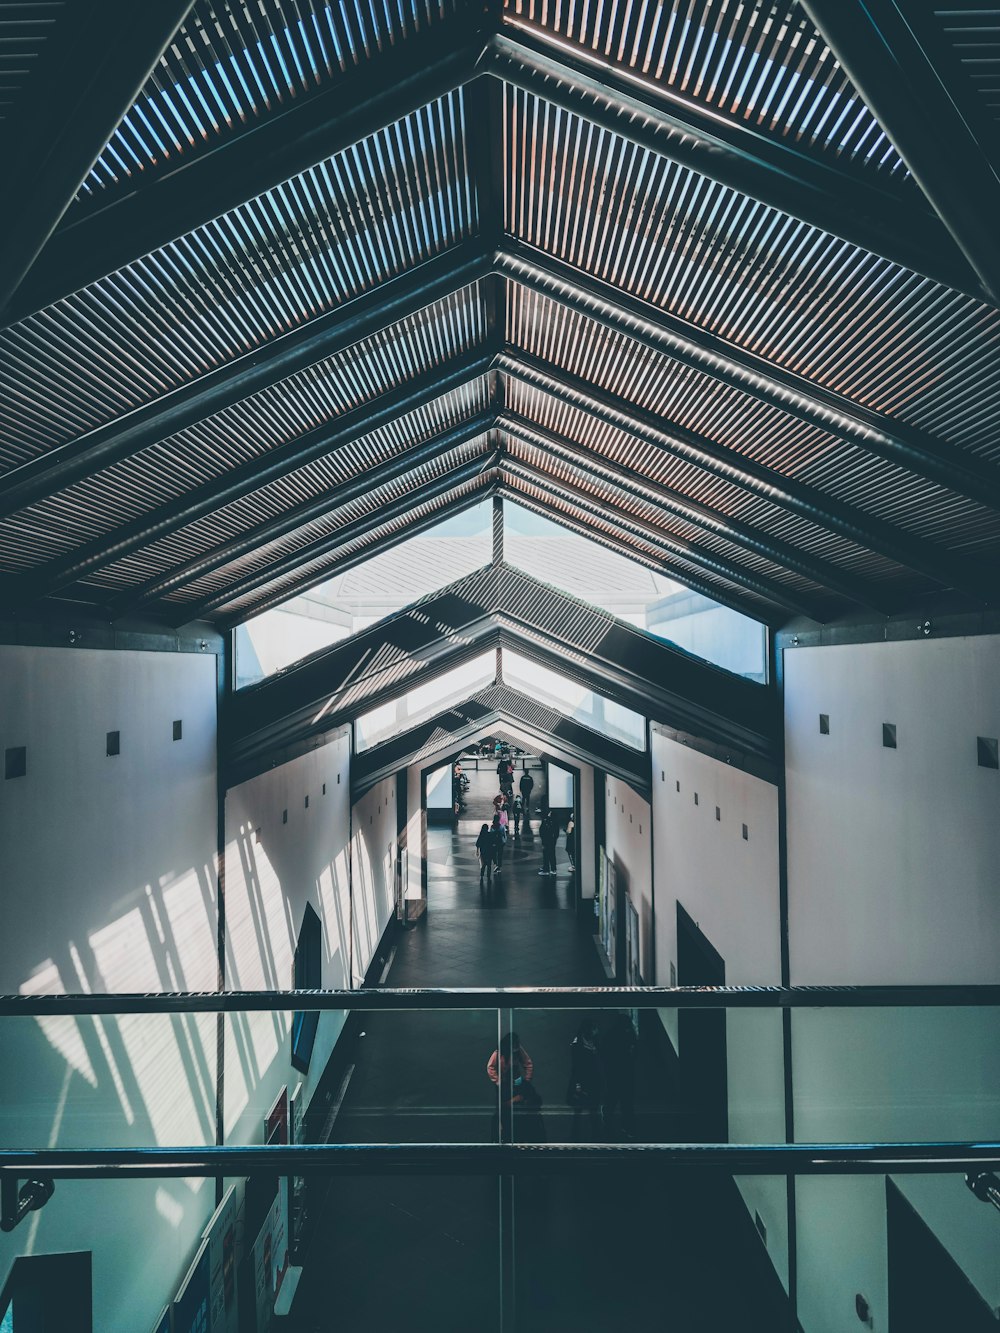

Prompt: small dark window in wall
xmin=715 ymin=806 xmax=721 ymax=821
xmin=819 ymin=713 xmax=830 ymax=735
xmin=337 ymin=774 xmax=341 ymax=784
xmin=304 ymin=794 xmax=309 ymax=809
xmin=977 ymin=736 xmax=999 ymax=770
xmin=694 ymin=792 xmax=699 ymax=805
xmin=742 ymin=823 xmax=749 ymax=841
xmin=661 ymin=770 xmax=665 ymax=782
xmin=882 ymin=723 xmax=897 ymax=749
xmin=629 ymin=812 xmax=633 ymax=823
xmin=282 ymin=809 xmax=288 ymax=824
xmin=106 ymin=730 xmax=120 ymax=756
xmin=5 ymin=746 xmax=26 ymax=779
xmin=172 ymin=719 xmax=183 ymax=741
xmin=255 ymin=827 xmax=262 ymax=844
xmin=675 ymin=780 xmax=681 ymax=792
xmin=322 ymin=783 xmax=327 ymax=795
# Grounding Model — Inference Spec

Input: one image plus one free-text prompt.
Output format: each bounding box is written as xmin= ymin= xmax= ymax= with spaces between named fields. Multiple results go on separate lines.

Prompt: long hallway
xmin=285 ymin=767 xmax=792 ymax=1332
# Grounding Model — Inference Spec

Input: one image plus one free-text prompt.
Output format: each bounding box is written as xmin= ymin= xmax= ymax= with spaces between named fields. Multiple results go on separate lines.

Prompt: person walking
xmin=476 ymin=822 xmax=494 ymax=884
xmin=565 ymin=814 xmax=576 ymax=869
xmin=500 ymin=759 xmax=515 ymax=800
xmin=566 ymin=1019 xmax=603 ymax=1140
xmin=519 ymin=769 xmax=534 ymax=817
xmin=491 ymin=812 xmax=505 ymax=872
xmin=511 ymin=792 xmax=523 ymax=839
xmin=539 ymin=808 xmax=558 ymax=876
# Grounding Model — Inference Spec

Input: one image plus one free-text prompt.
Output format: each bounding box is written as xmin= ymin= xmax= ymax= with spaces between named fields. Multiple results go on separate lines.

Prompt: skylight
xmin=234 ymin=501 xmax=492 ymax=689
xmin=504 ymin=502 xmax=767 ymax=682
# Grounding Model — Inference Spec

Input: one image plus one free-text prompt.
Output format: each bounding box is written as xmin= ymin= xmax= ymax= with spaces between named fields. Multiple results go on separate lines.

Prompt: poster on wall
xmin=173 ymin=1241 xmax=210 ymax=1333
xmin=264 ymin=1087 xmax=288 ymax=1148
xmin=625 ymin=895 xmax=641 ymax=1033
xmin=252 ymin=1177 xmax=289 ymax=1333
xmin=204 ymin=1183 xmax=240 ymax=1333
xmin=600 ymin=854 xmax=617 ymax=974
xmin=289 ymin=1081 xmax=307 ymax=1261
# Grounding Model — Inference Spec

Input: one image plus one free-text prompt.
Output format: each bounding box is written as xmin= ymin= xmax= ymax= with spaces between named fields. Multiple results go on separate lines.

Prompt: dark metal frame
xmin=3 ymin=983 xmax=996 ymax=1015
xmin=2 ymin=1142 xmax=998 ymax=1180
xmin=485 ymin=25 xmax=986 ymax=303
xmin=800 ymin=0 xmax=1000 ymax=307
xmin=0 ymin=0 xmax=194 ymax=318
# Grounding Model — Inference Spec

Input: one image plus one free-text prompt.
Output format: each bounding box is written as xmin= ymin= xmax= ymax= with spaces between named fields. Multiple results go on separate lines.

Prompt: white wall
xmin=0 ymin=645 xmax=219 ymax=1333
xmin=649 ymin=726 xmax=787 ymax=1289
xmin=785 ymin=635 xmax=1000 ymax=987
xmin=350 ymin=775 xmax=397 ymax=984
xmin=784 ymin=635 xmax=1000 ymax=1329
xmin=223 ymin=730 xmax=351 ymax=1143
xmin=603 ymin=775 xmax=653 ymax=980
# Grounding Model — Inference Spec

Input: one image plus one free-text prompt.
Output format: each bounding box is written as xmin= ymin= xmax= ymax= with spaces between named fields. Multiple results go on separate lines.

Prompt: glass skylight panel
xmin=503 ymin=649 xmax=646 ymax=750
xmin=235 ymin=502 xmax=492 ymax=688
xmin=504 ymin=503 xmax=767 ymax=683
xmin=355 ymin=650 xmax=497 ymax=751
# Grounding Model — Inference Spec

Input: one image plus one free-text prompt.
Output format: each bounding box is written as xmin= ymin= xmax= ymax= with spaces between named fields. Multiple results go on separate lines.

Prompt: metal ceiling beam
xmin=0 ymin=241 xmax=492 ymax=523
xmin=484 ymin=26 xmax=985 ymax=303
xmin=112 ymin=412 xmax=496 ymax=616
xmin=190 ymin=453 xmax=499 ymax=628
xmin=498 ymin=351 xmax=995 ymax=603
xmin=500 ymin=410 xmax=890 ymax=614
xmin=0 ymin=0 xmax=193 ymax=318
xmin=498 ymin=461 xmax=792 ymax=624
xmin=801 ymin=0 xmax=1000 ymax=307
xmin=7 ymin=348 xmax=496 ymax=606
xmin=500 ymin=444 xmax=828 ymax=621
xmin=3 ymin=16 xmax=485 ymax=327
xmin=498 ymin=242 xmax=1000 ymax=515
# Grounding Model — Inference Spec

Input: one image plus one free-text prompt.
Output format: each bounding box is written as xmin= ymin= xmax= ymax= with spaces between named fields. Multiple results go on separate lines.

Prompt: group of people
xmin=475 ymin=765 xmax=536 ymax=881
xmin=486 ymin=1015 xmax=637 ymax=1141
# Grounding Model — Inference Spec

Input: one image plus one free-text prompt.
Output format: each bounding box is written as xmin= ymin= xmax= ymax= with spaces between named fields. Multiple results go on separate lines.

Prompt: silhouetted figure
xmin=566 ymin=1019 xmax=603 ymax=1141
xmin=539 ymin=809 xmax=558 ymax=876
xmin=519 ymin=769 xmax=535 ymax=817
xmin=565 ymin=815 xmax=576 ymax=869
xmin=600 ymin=1013 xmax=638 ymax=1140
xmin=476 ymin=822 xmax=494 ymax=883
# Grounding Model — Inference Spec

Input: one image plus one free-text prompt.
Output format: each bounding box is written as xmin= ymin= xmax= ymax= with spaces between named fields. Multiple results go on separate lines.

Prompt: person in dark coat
xmin=538 ymin=809 xmax=558 ymax=876
xmin=566 ymin=1019 xmax=603 ymax=1140
xmin=519 ymin=769 xmax=535 ymax=817
xmin=476 ymin=822 xmax=494 ymax=883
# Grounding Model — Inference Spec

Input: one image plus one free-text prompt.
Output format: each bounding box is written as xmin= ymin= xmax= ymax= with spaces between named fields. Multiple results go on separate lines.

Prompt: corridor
xmin=284 ymin=763 xmax=792 ymax=1332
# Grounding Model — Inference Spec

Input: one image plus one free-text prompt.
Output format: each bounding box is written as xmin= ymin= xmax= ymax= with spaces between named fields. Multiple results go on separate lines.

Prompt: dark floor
xmin=284 ymin=766 xmax=792 ymax=1331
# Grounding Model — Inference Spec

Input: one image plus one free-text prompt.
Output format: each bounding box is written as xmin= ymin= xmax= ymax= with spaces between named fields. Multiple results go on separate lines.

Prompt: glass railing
xmin=2 ymin=986 xmax=999 ymax=1332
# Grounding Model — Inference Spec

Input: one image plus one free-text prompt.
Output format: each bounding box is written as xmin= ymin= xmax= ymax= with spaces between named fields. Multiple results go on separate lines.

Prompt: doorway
xmin=676 ymin=902 xmax=728 ymax=1143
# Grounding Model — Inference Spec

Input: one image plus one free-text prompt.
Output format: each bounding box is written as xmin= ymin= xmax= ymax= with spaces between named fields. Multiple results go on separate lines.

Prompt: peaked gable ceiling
xmin=2 ymin=0 xmax=999 ymax=637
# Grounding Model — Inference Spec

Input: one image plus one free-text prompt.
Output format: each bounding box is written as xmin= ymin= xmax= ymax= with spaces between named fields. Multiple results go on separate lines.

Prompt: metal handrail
xmin=1 ymin=1142 xmax=999 ymax=1179
xmin=2 ymin=983 xmax=999 ymax=1016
